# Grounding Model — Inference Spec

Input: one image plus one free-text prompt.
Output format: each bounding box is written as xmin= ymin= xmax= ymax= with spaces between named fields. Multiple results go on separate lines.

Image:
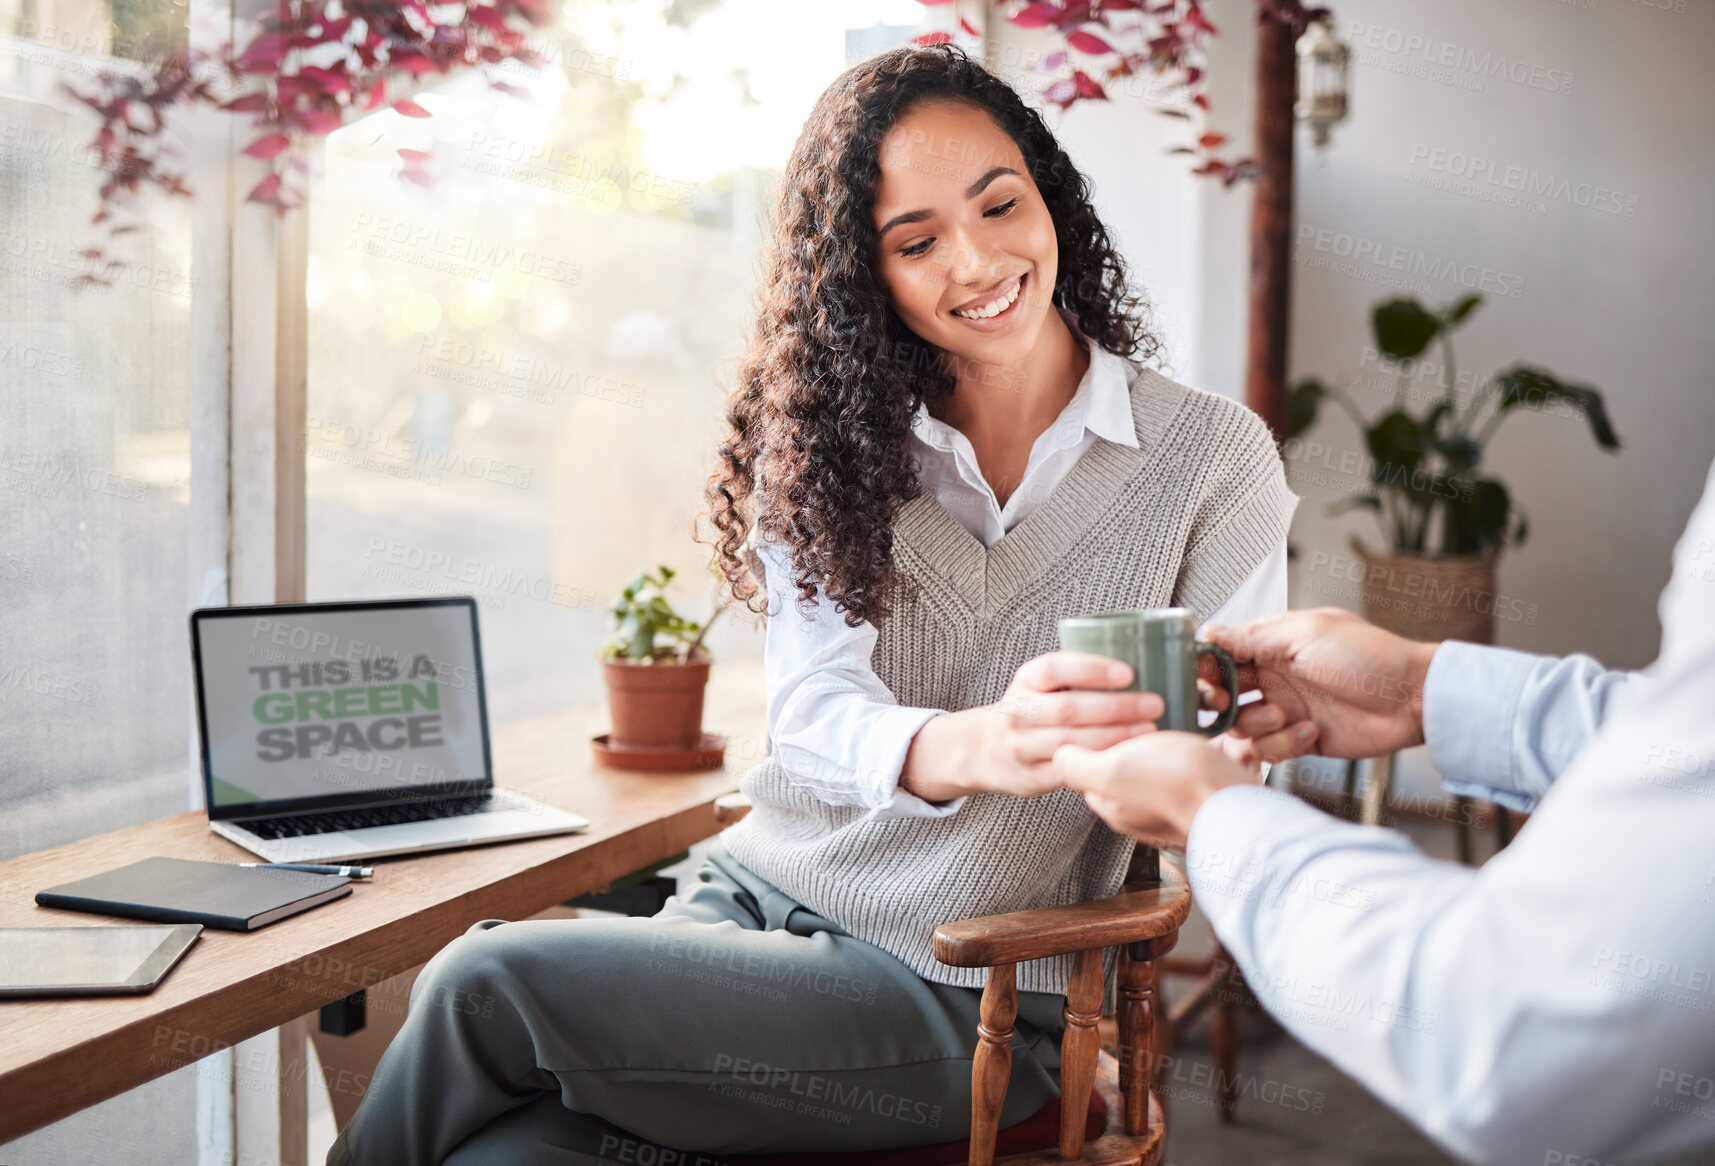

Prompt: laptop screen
xmin=191 ymin=598 xmax=492 ymax=818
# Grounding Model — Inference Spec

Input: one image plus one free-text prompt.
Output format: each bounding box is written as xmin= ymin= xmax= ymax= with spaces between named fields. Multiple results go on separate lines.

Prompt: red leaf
xmin=1183 ymin=4 xmax=1218 ymax=37
xmin=222 ymin=92 xmax=270 ymax=113
xmin=467 ymin=5 xmax=507 ymax=31
xmin=1192 ymin=93 xmax=1209 ymax=111
xmin=959 ymin=16 xmax=979 ymax=35
xmin=243 ymin=132 xmax=291 ymax=159
xmin=364 ymin=80 xmax=387 ymax=111
xmin=1071 ymin=70 xmax=1107 ymax=100
xmin=246 ymin=172 xmax=283 ymax=203
xmin=1058 ymin=2 xmax=1094 ymax=29
xmin=1198 ymin=132 xmax=1226 ymax=149
xmin=1043 ymin=79 xmax=1077 ymax=106
xmin=491 ymin=80 xmax=529 ymax=99
xmin=912 ymin=31 xmax=953 ymax=45
xmin=391 ymin=51 xmax=436 ymax=76
xmin=400 ymin=168 xmax=435 ymax=188
xmin=298 ymin=106 xmax=342 ymax=135
xmin=238 ymin=30 xmax=290 ymax=71
xmin=392 ymin=99 xmax=431 ymax=118
xmin=397 ymin=148 xmax=433 ymax=164
xmin=1067 ymin=30 xmax=1112 ymax=54
xmin=1010 ymin=2 xmax=1061 ymax=29
xmin=300 ymin=65 xmax=352 ymax=96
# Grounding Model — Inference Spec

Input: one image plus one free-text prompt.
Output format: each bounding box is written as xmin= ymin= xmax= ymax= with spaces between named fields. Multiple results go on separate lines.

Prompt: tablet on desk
xmin=0 ymin=925 xmax=202 ymax=998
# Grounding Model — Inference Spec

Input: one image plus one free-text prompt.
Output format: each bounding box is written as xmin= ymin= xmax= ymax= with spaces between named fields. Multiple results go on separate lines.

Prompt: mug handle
xmin=1194 ymin=642 xmax=1241 ymax=737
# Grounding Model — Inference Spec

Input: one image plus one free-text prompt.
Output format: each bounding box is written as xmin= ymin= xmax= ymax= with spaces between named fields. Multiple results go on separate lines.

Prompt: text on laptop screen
xmin=196 ymin=605 xmax=488 ymax=809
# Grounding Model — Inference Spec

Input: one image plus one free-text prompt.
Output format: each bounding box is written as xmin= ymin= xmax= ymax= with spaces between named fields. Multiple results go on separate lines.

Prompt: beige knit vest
xmin=720 ymin=360 xmax=1298 ymax=995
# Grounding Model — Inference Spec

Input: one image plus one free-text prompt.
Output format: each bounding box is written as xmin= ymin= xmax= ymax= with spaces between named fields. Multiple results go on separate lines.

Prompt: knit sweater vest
xmin=720 ymin=361 xmax=1299 ymax=996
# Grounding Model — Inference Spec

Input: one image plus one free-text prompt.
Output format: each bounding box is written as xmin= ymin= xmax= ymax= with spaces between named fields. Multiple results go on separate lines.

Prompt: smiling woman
xmin=705 ymin=49 xmax=1161 ymax=629
xmin=870 ymin=99 xmax=1094 ymax=508
xmin=708 ymin=39 xmax=1294 ymax=977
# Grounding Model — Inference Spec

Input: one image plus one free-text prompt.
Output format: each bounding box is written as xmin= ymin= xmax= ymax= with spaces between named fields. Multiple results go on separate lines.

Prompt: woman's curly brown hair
xmin=703 ymin=43 xmax=1162 ymax=629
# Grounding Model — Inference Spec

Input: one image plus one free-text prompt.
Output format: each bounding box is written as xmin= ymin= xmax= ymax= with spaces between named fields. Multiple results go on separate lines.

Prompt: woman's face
xmin=871 ymin=99 xmax=1060 ymax=370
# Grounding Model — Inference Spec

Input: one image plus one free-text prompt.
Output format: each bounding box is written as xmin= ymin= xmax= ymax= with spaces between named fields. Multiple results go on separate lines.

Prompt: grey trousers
xmin=327 ymin=839 xmax=1070 ymax=1165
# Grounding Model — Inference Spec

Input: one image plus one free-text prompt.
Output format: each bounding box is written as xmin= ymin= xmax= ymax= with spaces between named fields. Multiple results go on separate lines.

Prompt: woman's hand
xmin=901 ymin=651 xmax=1163 ymax=803
xmin=1054 ymin=730 xmax=1255 ymax=849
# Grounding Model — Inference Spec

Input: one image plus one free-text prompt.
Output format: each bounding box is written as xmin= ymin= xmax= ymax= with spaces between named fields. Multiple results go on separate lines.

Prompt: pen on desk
xmin=240 ymin=862 xmax=373 ymax=879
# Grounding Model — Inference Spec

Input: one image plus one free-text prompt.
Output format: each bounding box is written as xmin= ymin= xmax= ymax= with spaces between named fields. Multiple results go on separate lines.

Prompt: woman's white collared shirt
xmin=750 ymin=339 xmax=1287 ymax=821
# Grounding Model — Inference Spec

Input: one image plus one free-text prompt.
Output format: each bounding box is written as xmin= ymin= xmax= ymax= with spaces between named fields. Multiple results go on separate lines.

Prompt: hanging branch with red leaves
xmin=916 ymin=0 xmax=1329 ymax=185
xmin=63 ymin=0 xmax=550 ymax=284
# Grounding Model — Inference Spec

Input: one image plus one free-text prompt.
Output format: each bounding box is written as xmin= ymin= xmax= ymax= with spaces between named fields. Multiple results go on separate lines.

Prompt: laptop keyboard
xmin=238 ymin=795 xmax=498 ymax=840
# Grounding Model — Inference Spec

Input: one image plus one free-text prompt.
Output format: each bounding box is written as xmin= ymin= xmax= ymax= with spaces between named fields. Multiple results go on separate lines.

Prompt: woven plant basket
xmin=1352 ymin=540 xmax=1500 ymax=645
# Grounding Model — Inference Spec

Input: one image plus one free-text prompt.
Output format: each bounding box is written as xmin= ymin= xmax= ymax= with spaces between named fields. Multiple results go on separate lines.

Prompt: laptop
xmin=190 ymin=596 xmax=589 ymax=862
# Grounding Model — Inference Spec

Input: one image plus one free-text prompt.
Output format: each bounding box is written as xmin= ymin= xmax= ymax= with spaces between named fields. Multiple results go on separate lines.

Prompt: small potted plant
xmin=599 ymin=565 xmax=727 ymax=753
xmin=1290 ymin=293 xmax=1621 ymax=643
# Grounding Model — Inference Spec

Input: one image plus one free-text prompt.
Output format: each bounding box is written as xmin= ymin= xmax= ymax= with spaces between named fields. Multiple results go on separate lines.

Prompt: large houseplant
xmin=1289 ymin=293 xmax=1621 ymax=642
xmin=599 ymin=564 xmax=726 ymax=750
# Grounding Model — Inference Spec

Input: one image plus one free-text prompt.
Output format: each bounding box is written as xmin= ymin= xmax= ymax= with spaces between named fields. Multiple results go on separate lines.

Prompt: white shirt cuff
xmin=856 ymin=704 xmax=961 ymax=822
xmin=776 ymin=703 xmax=958 ymax=820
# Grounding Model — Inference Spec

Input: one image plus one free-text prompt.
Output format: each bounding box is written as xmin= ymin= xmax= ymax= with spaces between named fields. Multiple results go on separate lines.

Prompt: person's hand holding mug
xmin=902 ymin=651 xmax=1165 ymax=803
xmin=1055 ymin=608 xmax=1444 ymax=847
xmin=1054 ymin=729 xmax=1256 ymax=849
xmin=1198 ymin=607 xmax=1441 ymax=762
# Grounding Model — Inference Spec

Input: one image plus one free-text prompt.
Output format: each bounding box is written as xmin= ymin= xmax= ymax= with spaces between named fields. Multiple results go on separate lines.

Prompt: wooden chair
xmin=931 ymin=844 xmax=1192 ymax=1165
xmin=713 ymin=791 xmax=1193 ymax=1166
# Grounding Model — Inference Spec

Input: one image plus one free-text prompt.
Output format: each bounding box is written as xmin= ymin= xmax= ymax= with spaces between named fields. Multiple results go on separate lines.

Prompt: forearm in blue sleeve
xmin=1186 ymin=785 xmax=1562 ymax=1165
xmin=1424 ymin=641 xmax=1642 ymax=810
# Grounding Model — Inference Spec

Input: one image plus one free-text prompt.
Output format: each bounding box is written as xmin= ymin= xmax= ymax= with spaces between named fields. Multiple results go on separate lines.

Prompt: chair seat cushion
xmin=721 ymin=1089 xmax=1107 ymax=1166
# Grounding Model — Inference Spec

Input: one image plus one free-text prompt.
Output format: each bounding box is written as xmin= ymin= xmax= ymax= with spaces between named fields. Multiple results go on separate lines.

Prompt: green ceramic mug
xmin=1056 ymin=607 xmax=1241 ymax=736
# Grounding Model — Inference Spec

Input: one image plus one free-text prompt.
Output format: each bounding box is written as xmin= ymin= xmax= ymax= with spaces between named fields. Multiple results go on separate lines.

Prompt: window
xmin=305 ymin=0 xmax=928 ymax=723
xmin=0 ymin=2 xmax=206 ymax=860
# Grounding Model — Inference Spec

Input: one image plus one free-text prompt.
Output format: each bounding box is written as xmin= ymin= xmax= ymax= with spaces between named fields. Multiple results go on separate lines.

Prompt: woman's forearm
xmin=899 ymin=708 xmax=993 ymax=804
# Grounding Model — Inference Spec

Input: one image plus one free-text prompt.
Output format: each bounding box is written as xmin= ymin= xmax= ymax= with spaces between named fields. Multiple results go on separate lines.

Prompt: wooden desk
xmin=0 ymin=658 xmax=768 ymax=1145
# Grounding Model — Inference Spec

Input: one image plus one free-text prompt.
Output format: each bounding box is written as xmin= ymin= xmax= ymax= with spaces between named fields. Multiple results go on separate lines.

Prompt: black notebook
xmin=36 ymin=857 xmax=352 ymax=931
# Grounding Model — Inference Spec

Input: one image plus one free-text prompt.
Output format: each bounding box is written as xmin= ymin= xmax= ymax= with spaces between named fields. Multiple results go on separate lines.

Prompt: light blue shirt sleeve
xmin=1423 ymin=641 xmax=1645 ymax=811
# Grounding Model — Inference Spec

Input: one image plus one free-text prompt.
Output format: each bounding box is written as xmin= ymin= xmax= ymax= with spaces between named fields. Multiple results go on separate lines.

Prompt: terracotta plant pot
xmin=602 ymin=653 xmax=710 ymax=750
xmin=1353 ymin=541 xmax=1500 ymax=645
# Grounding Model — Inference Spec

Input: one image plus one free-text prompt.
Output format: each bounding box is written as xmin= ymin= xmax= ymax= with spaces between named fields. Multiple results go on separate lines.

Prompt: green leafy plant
xmin=601 ymin=565 xmax=726 ymax=663
xmin=1289 ymin=294 xmax=1621 ymax=557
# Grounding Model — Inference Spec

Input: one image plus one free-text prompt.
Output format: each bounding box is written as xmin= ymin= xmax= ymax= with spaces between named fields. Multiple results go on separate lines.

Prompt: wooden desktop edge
xmin=0 ymin=658 xmax=769 ymax=1144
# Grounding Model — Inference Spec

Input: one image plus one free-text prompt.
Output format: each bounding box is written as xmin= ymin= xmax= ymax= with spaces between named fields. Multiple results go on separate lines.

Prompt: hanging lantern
xmin=1295 ymin=18 xmax=1350 ymax=149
